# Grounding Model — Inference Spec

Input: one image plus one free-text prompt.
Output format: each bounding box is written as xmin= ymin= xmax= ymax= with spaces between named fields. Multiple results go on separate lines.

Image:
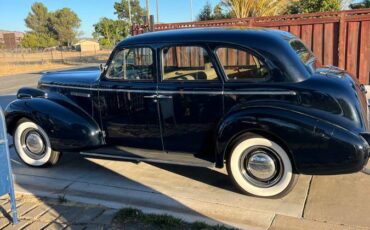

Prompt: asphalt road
xmin=0 ymin=66 xmax=369 ymax=229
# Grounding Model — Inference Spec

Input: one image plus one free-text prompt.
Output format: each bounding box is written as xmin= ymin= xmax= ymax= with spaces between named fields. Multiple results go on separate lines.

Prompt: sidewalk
xmin=0 ymin=195 xmax=116 ymax=230
xmin=1 ymin=194 xmax=368 ymax=230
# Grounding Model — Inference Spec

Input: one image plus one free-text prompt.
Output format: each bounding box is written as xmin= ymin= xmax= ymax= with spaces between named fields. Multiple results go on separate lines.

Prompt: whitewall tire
xmin=227 ymin=135 xmax=297 ymax=198
xmin=14 ymin=119 xmax=60 ymax=167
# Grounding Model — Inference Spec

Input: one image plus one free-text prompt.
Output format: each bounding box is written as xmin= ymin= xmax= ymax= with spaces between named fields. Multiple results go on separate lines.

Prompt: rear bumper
xmin=360 ymin=132 xmax=370 ymax=175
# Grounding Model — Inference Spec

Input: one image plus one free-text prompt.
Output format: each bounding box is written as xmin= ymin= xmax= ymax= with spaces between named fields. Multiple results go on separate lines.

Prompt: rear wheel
xmin=14 ymin=119 xmax=60 ymax=167
xmin=227 ymin=135 xmax=297 ymax=198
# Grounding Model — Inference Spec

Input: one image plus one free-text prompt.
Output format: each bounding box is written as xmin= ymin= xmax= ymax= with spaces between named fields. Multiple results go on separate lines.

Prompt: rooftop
xmin=120 ymin=27 xmax=295 ymax=46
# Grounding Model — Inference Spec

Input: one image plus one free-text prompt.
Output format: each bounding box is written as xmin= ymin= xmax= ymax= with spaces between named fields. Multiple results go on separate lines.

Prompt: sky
xmin=0 ymin=0 xmax=219 ymax=37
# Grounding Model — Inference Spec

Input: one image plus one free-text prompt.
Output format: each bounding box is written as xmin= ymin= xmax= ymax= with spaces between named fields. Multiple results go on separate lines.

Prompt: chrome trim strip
xmin=70 ymin=92 xmax=91 ymax=98
xmin=41 ymin=84 xmax=92 ymax=91
xmin=80 ymin=152 xmax=214 ymax=168
xmin=40 ymin=83 xmax=296 ymax=96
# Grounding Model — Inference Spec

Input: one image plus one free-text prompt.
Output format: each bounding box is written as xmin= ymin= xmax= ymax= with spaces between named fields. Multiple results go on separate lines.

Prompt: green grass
xmin=114 ymin=207 xmax=236 ymax=230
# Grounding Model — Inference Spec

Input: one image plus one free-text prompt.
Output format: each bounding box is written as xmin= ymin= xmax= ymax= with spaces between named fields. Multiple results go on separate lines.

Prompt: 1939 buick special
xmin=5 ymin=28 xmax=370 ymax=197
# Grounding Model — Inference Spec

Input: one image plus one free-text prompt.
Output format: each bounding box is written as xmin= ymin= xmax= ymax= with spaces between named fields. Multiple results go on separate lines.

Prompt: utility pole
xmin=156 ymin=0 xmax=159 ymax=23
xmin=146 ymin=0 xmax=150 ymax=24
xmin=128 ymin=0 xmax=132 ymax=25
xmin=190 ymin=0 xmax=193 ymax=21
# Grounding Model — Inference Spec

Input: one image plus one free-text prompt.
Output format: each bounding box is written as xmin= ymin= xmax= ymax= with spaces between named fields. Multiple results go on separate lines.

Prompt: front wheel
xmin=14 ymin=119 xmax=60 ymax=167
xmin=227 ymin=135 xmax=297 ymax=198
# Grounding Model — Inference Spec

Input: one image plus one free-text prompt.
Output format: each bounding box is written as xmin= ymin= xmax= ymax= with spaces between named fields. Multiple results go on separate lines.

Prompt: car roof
xmin=119 ymin=27 xmax=296 ymax=46
xmin=116 ymin=27 xmax=310 ymax=82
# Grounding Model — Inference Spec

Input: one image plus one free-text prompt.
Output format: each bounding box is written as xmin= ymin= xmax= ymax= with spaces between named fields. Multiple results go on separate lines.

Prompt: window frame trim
xmin=213 ymin=44 xmax=272 ymax=83
xmin=159 ymin=43 xmax=222 ymax=83
xmin=103 ymin=45 xmax=156 ymax=83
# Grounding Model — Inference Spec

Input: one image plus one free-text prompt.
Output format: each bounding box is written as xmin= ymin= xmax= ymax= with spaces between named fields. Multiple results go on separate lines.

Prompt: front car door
xmin=97 ymin=46 xmax=162 ymax=150
xmin=157 ymin=44 xmax=223 ymax=160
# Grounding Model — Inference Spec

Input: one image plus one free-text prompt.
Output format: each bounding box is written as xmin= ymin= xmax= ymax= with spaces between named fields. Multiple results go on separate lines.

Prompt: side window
xmin=162 ymin=46 xmax=218 ymax=81
xmin=106 ymin=47 xmax=153 ymax=81
xmin=216 ymin=47 xmax=269 ymax=81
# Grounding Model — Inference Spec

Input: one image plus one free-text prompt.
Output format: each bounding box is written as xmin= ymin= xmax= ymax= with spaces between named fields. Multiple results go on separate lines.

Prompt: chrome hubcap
xmin=240 ymin=146 xmax=283 ymax=188
xmin=246 ymin=152 xmax=276 ymax=180
xmin=25 ymin=132 xmax=44 ymax=155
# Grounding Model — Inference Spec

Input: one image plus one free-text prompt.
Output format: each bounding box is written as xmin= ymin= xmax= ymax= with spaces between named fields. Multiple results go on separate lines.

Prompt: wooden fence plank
xmin=358 ymin=21 xmax=370 ymax=84
xmin=346 ymin=22 xmax=360 ymax=77
xmin=289 ymin=25 xmax=301 ymax=37
xmin=313 ymin=24 xmax=324 ymax=64
xmin=323 ymin=23 xmax=334 ymax=65
xmin=301 ymin=25 xmax=313 ymax=50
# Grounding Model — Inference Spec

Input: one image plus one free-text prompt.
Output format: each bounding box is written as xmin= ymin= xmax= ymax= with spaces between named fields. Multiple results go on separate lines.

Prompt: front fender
xmin=216 ymin=106 xmax=369 ymax=175
xmin=5 ymin=96 xmax=103 ymax=151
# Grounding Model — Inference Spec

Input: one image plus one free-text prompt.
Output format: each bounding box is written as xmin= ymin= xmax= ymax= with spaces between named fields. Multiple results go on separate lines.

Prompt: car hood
xmin=39 ymin=67 xmax=101 ymax=88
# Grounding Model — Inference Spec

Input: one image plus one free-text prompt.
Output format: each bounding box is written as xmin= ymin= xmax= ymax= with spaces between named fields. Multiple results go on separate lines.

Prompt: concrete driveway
xmin=1 ymin=67 xmax=369 ymax=229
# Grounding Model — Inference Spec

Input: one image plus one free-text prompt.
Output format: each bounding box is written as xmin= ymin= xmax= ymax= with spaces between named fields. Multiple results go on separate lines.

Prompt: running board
xmin=80 ymin=146 xmax=214 ymax=168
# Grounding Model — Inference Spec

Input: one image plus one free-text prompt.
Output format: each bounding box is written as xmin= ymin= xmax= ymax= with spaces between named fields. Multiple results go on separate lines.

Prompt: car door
xmin=97 ymin=46 xmax=162 ymax=150
xmin=157 ymin=45 xmax=223 ymax=158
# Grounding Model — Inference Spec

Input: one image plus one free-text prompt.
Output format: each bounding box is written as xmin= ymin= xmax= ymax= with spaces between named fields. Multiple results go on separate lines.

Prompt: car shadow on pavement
xmin=9 ymin=151 xmax=236 ymax=229
xmin=147 ymin=162 xmax=241 ymax=194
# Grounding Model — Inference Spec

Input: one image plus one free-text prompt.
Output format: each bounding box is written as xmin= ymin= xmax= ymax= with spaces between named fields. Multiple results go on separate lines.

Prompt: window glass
xmin=290 ymin=40 xmax=314 ymax=64
xmin=106 ymin=47 xmax=153 ymax=80
xmin=216 ymin=47 xmax=269 ymax=81
xmin=162 ymin=46 xmax=218 ymax=81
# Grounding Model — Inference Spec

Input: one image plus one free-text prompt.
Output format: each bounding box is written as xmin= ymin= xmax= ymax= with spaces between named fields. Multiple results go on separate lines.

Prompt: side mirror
xmin=99 ymin=64 xmax=107 ymax=73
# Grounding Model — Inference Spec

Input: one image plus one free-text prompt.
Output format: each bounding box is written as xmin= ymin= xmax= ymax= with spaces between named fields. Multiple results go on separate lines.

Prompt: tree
xmin=93 ymin=17 xmax=129 ymax=48
xmin=114 ymin=0 xmax=146 ymax=24
xmin=213 ymin=3 xmax=232 ymax=19
xmin=24 ymin=3 xmax=81 ymax=47
xmin=198 ymin=2 xmax=214 ymax=21
xmin=221 ymin=0 xmax=290 ymax=18
xmin=21 ymin=32 xmax=57 ymax=48
xmin=25 ymin=2 xmax=50 ymax=34
xmin=287 ymin=0 xmax=341 ymax=14
xmin=349 ymin=0 xmax=370 ymax=9
xmin=49 ymin=8 xmax=81 ymax=46
xmin=197 ymin=2 xmax=231 ymax=21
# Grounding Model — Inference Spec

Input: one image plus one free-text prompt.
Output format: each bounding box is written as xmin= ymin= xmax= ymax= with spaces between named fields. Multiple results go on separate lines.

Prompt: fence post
xmin=50 ymin=50 xmax=54 ymax=63
xmin=338 ymin=12 xmax=346 ymax=70
xmin=60 ymin=50 xmax=64 ymax=63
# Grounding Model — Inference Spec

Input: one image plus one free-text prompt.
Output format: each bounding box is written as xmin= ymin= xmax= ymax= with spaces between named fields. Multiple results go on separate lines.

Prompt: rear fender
xmin=215 ymin=106 xmax=368 ymax=174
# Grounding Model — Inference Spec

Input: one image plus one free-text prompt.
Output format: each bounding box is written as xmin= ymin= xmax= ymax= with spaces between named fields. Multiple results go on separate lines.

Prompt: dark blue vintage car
xmin=5 ymin=28 xmax=370 ymax=197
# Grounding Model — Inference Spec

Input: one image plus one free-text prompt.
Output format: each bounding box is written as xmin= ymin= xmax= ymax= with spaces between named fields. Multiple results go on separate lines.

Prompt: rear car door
xmin=157 ymin=45 xmax=223 ymax=158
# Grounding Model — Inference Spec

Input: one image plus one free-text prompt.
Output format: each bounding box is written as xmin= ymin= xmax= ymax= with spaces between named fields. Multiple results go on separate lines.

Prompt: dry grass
xmin=0 ymin=49 xmax=111 ymax=76
xmin=0 ymin=63 xmax=75 ymax=76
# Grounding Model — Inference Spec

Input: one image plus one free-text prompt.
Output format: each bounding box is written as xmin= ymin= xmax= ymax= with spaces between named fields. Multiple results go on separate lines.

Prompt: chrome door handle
xmin=143 ymin=95 xmax=157 ymax=98
xmin=157 ymin=95 xmax=173 ymax=99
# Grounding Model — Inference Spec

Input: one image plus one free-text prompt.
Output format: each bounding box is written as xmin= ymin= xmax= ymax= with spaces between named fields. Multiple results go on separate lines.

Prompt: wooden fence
xmin=135 ymin=9 xmax=370 ymax=84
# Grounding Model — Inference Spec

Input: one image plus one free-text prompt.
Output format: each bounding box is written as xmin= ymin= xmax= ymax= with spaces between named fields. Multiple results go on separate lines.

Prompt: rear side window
xmin=106 ymin=47 xmax=153 ymax=81
xmin=216 ymin=47 xmax=269 ymax=81
xmin=290 ymin=40 xmax=314 ymax=64
xmin=161 ymin=46 xmax=218 ymax=81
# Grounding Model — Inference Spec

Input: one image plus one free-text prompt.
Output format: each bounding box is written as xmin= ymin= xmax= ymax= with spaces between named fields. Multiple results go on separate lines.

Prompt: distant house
xmin=0 ymin=30 xmax=24 ymax=49
xmin=74 ymin=40 xmax=100 ymax=52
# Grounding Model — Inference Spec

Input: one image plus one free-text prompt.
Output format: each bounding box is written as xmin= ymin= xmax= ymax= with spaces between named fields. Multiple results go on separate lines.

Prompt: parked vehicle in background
xmin=5 ymin=28 xmax=370 ymax=197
